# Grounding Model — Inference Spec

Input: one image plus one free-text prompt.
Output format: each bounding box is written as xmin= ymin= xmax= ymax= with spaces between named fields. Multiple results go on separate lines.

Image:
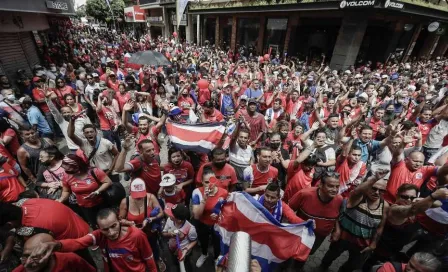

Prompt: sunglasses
xmin=371 ymin=187 xmax=386 ymax=194
xmin=399 ymin=195 xmax=416 ymax=201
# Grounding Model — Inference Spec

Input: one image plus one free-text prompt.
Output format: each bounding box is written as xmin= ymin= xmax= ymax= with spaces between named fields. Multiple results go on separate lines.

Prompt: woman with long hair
xmin=57 ymin=154 xmax=112 ymax=228
xmin=163 ymin=147 xmax=194 ymax=204
xmin=54 ymin=76 xmax=77 ymax=107
xmin=64 ymin=93 xmax=83 ymax=114
xmin=119 ymin=178 xmax=165 ymax=271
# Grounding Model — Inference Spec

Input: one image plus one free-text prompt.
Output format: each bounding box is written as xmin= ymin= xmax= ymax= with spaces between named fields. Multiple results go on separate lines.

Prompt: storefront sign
xmin=148 ymin=16 xmax=164 ymax=23
xmin=46 ymin=0 xmax=69 ymax=11
xmin=428 ymin=22 xmax=440 ymax=32
xmin=384 ymin=0 xmax=404 ymax=9
xmin=339 ymin=0 xmax=376 ymax=8
xmin=172 ymin=14 xmax=187 ymax=26
xmin=123 ymin=5 xmax=147 ymax=23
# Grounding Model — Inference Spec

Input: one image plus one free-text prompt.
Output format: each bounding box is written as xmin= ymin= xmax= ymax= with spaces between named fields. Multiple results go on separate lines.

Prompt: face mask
xmin=6 ymin=94 xmax=15 ymax=101
xmin=213 ymin=161 xmax=226 ymax=169
xmin=280 ymin=133 xmax=287 ymax=140
xmin=41 ymin=160 xmax=51 ymax=166
xmin=386 ymin=110 xmax=394 ymax=114
xmin=65 ymin=169 xmax=78 ymax=175
xmin=63 ymin=115 xmax=71 ymax=121
xmin=270 ymin=143 xmax=281 ymax=150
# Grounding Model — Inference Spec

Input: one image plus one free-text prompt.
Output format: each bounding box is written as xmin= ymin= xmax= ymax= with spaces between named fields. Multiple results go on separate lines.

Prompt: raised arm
xmin=67 ymin=117 xmax=83 ymax=147
xmin=348 ymin=170 xmax=389 ymax=208
xmin=114 ymin=135 xmax=135 ymax=173
xmin=299 ymin=121 xmax=320 ymax=142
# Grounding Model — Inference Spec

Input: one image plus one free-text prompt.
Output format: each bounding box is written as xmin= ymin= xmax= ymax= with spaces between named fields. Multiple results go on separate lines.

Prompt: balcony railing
xmin=139 ymin=0 xmax=160 ymax=5
xmin=398 ymin=0 xmax=448 ymax=12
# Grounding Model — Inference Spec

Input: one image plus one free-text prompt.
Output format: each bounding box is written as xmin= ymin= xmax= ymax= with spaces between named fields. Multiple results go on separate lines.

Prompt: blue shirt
xmin=353 ymin=139 xmax=381 ymax=162
xmin=244 ymin=88 xmax=263 ymax=99
xmin=27 ymin=105 xmax=52 ymax=135
xmin=221 ymin=94 xmax=234 ymax=116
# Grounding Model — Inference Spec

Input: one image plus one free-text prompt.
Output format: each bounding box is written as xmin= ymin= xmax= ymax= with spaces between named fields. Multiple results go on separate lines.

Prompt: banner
xmin=176 ymin=0 xmax=190 ymax=28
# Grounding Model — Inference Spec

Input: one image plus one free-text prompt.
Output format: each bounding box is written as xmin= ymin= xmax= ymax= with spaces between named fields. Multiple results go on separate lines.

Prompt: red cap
xmin=32 ymin=77 xmax=41 ymax=82
xmin=164 ymin=202 xmax=175 ymax=218
xmin=130 ymin=178 xmax=147 ymax=199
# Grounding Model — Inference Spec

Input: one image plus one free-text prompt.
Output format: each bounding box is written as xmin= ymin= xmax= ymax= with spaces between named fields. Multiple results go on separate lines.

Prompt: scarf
xmin=258 ymin=195 xmax=282 ymax=222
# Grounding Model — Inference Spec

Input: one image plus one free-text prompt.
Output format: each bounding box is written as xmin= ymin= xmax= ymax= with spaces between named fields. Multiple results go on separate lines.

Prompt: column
xmin=215 ymin=16 xmax=220 ymax=46
xmin=163 ymin=7 xmax=170 ymax=39
xmin=283 ymin=16 xmax=299 ymax=56
xmin=419 ymin=33 xmax=439 ymax=59
xmin=197 ymin=14 xmax=201 ymax=45
xmin=257 ymin=16 xmax=266 ymax=54
xmin=383 ymin=21 xmax=404 ymax=62
xmin=186 ymin=13 xmax=194 ymax=43
xmin=330 ymin=13 xmax=368 ymax=70
xmin=230 ymin=16 xmax=237 ymax=52
xmin=402 ymin=24 xmax=422 ymax=63
xmin=433 ymin=35 xmax=448 ymax=58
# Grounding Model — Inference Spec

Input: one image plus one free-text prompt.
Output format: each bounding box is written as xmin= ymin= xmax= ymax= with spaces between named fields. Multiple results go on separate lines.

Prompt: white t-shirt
xmin=163 ymin=218 xmax=197 ymax=252
xmin=84 ymin=83 xmax=100 ymax=101
xmin=229 ymin=142 xmax=253 ymax=168
xmin=80 ymin=137 xmax=115 ymax=171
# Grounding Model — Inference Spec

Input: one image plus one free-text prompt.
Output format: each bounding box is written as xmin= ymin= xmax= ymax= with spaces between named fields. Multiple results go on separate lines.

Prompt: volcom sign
xmin=340 ymin=0 xmax=376 ymax=8
xmin=384 ymin=0 xmax=404 ymax=9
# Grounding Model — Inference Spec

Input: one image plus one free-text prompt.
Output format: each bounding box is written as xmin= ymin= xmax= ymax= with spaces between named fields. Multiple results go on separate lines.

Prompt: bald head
xmin=406 ymin=151 xmax=425 ymax=171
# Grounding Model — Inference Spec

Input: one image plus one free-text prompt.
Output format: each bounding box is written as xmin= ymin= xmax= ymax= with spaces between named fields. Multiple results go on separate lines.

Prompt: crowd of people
xmin=0 ymin=25 xmax=447 ymax=272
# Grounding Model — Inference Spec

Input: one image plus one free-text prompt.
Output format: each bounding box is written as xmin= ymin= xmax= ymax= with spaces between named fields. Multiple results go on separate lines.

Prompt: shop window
xmin=237 ymin=18 xmax=260 ymax=49
xmin=264 ymin=18 xmax=288 ymax=55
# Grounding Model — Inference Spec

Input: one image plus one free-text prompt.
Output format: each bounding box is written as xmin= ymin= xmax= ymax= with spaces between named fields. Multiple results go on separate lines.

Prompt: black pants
xmin=321 ymin=239 xmax=370 ymax=272
xmin=80 ymin=203 xmax=107 ymax=229
xmin=75 ymin=248 xmax=96 ymax=269
xmin=193 ymin=219 xmax=221 ymax=258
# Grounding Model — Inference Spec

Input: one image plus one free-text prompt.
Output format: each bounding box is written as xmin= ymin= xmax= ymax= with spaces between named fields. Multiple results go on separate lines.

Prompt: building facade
xmin=187 ymin=0 xmax=448 ymax=69
xmin=0 ymin=0 xmax=75 ymax=83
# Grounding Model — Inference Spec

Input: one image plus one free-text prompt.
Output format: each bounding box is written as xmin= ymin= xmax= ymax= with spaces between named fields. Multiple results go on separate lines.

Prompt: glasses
xmin=371 ymin=187 xmax=386 ymax=194
xmin=399 ymin=195 xmax=416 ymax=201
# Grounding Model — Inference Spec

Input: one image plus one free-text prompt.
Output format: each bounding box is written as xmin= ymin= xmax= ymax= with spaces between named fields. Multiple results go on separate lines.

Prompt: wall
xmin=0 ymin=11 xmax=49 ymax=32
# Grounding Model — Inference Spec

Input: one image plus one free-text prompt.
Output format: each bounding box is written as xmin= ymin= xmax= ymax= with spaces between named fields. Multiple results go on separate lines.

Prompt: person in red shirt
xmin=0 ymin=156 xmax=25 ymax=203
xmin=374 ymin=252 xmax=440 ymax=272
xmin=53 ymin=77 xmax=76 ymax=106
xmin=14 ymin=233 xmax=95 ymax=272
xmin=336 ymin=137 xmax=367 ymax=197
xmin=31 ymin=77 xmax=58 ymax=132
xmin=58 ymin=154 xmax=112 ymax=228
xmin=283 ymin=155 xmax=317 ymax=202
xmin=235 ymin=99 xmax=267 ymax=147
xmin=195 ymin=148 xmax=237 ymax=192
xmin=368 ymin=107 xmax=385 ymax=139
xmin=409 ymin=101 xmax=443 ymax=145
xmin=243 ymin=148 xmax=278 ymax=195
xmin=289 ymin=172 xmax=343 ymax=256
xmin=96 ymin=91 xmax=121 ymax=150
xmin=25 ymin=208 xmax=157 ymax=272
xmin=163 ymin=148 xmax=194 ymax=200
xmin=199 ymin=101 xmax=224 ymax=123
xmin=385 ymin=139 xmax=445 ymax=203
xmin=259 ymin=182 xmax=304 ymax=224
xmin=115 ymin=137 xmax=162 ymax=195
xmin=0 ymin=121 xmax=21 ymax=156
xmin=177 ymin=88 xmax=195 ymax=117
xmin=192 ymin=166 xmax=228 ymax=268
xmin=159 ymin=173 xmax=186 ymax=205
xmin=107 ymin=72 xmax=120 ymax=92
xmin=115 ymin=83 xmax=130 ymax=112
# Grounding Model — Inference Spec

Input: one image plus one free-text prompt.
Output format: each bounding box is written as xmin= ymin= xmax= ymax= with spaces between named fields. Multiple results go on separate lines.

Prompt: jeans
xmin=102 ymin=130 xmax=121 ymax=152
xmin=321 ymin=239 xmax=370 ymax=272
xmin=148 ymin=236 xmax=160 ymax=261
xmin=193 ymin=219 xmax=221 ymax=258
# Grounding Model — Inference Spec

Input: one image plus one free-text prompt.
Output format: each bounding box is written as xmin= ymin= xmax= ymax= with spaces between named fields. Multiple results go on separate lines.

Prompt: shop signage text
xmin=340 ymin=0 xmax=376 ymax=8
xmin=46 ymin=0 xmax=69 ymax=11
xmin=148 ymin=16 xmax=164 ymax=23
xmin=428 ymin=22 xmax=440 ymax=32
xmin=384 ymin=0 xmax=404 ymax=9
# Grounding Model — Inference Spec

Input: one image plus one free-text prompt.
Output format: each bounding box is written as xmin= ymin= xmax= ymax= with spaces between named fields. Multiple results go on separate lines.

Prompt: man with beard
xmin=24 ymin=209 xmax=157 ymax=272
xmin=17 ymin=126 xmax=53 ymax=184
xmin=229 ymin=126 xmax=253 ymax=189
xmin=12 ymin=233 xmax=95 ymax=272
xmin=115 ymin=137 xmax=162 ymax=196
xmin=68 ymin=120 xmax=119 ymax=183
xmin=121 ymin=101 xmax=166 ymax=156
xmin=235 ymin=99 xmax=266 ymax=148
xmin=46 ymin=96 xmax=91 ymax=152
xmin=259 ymin=183 xmax=304 ymax=224
xmin=320 ymin=170 xmax=389 ymax=272
xmin=195 ymin=148 xmax=237 ymax=192
xmin=243 ymin=147 xmax=278 ymax=196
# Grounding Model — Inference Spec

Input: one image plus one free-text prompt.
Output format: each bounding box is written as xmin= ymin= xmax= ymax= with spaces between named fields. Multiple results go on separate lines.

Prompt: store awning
xmin=0 ymin=0 xmax=75 ymax=16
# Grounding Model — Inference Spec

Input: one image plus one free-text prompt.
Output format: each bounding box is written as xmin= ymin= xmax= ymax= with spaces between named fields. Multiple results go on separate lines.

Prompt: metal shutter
xmin=0 ymin=33 xmax=29 ymax=81
xmin=20 ymin=32 xmax=40 ymax=69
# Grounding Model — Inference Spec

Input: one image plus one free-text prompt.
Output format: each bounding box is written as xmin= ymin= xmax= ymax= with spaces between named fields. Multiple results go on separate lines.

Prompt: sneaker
xmin=196 ymin=254 xmax=208 ymax=268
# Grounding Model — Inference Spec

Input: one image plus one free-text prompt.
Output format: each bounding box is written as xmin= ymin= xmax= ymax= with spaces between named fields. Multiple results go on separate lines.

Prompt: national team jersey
xmin=164 ymin=161 xmax=194 ymax=185
xmin=195 ymin=163 xmax=237 ymax=190
xmin=59 ymin=227 xmax=156 ymax=272
xmin=127 ymin=158 xmax=161 ymax=195
xmin=0 ymin=162 xmax=23 ymax=203
xmin=283 ymin=163 xmax=314 ymax=203
xmin=12 ymin=252 xmax=96 ymax=272
xmin=132 ymin=126 xmax=160 ymax=155
xmin=192 ymin=187 xmax=228 ymax=226
xmin=335 ymin=155 xmax=367 ymax=196
xmin=416 ymin=118 xmax=438 ymax=144
xmin=243 ymin=165 xmax=278 ymax=194
xmin=62 ymin=168 xmax=106 ymax=208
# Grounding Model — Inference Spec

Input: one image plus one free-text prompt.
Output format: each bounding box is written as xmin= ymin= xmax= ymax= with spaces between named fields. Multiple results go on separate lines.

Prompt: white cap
xmin=130 ymin=178 xmax=146 ymax=198
xmin=160 ymin=174 xmax=176 ymax=187
xmin=381 ymin=74 xmax=389 ymax=79
xmin=344 ymin=70 xmax=352 ymax=75
xmin=354 ymin=74 xmax=363 ymax=79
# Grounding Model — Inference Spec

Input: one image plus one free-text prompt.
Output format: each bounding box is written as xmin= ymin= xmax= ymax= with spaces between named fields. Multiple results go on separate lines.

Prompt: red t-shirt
xmin=198 ymin=89 xmax=211 ymax=105
xmin=54 ymin=86 xmax=76 ymax=106
xmin=335 ymin=155 xmax=367 ymax=196
xmin=416 ymin=119 xmax=437 ymax=144
xmin=195 ymin=162 xmax=237 ymax=190
xmin=203 ymin=109 xmax=224 ymax=123
xmin=245 ymin=165 xmax=278 ymax=194
xmin=161 ymin=189 xmax=186 ymax=205
xmin=132 ymin=126 xmax=160 ymax=155
xmin=235 ymin=111 xmax=267 ymax=143
xmin=127 ymin=158 xmax=161 ymax=195
xmin=376 ymin=262 xmax=406 ymax=272
xmin=283 ymin=163 xmax=314 ymax=203
xmin=115 ymin=91 xmax=131 ymax=112
xmin=20 ymin=198 xmax=90 ymax=240
xmin=62 ymin=168 xmax=107 ymax=208
xmin=0 ymin=162 xmax=24 ymax=202
xmin=192 ymin=187 xmax=229 ymax=226
xmin=60 ymin=227 xmax=157 ymax=272
xmin=163 ymin=161 xmax=194 ymax=185
xmin=177 ymin=96 xmax=195 ymax=115
xmin=12 ymin=252 xmax=96 ymax=272
xmin=32 ymin=88 xmax=50 ymax=112
xmin=385 ymin=160 xmax=437 ymax=203
xmin=107 ymin=80 xmax=120 ymax=92
xmin=368 ymin=117 xmax=385 ymax=139
xmin=289 ymin=187 xmax=343 ymax=237
xmin=98 ymin=106 xmax=117 ymax=130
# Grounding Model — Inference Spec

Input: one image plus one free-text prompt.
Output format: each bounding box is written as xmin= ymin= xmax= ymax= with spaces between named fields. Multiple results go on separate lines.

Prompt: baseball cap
xmin=169 ymin=106 xmax=182 ymax=117
xmin=223 ymin=83 xmax=231 ymax=88
xmin=130 ymin=178 xmax=147 ymax=198
xmin=36 ymin=70 xmax=45 ymax=77
xmin=307 ymin=76 xmax=314 ymax=81
xmin=381 ymin=74 xmax=389 ymax=79
xmin=164 ymin=203 xmax=190 ymax=221
xmin=32 ymin=76 xmax=41 ymax=82
xmin=219 ymin=71 xmax=226 ymax=76
xmin=92 ymin=73 xmax=99 ymax=77
xmin=160 ymin=173 xmax=176 ymax=187
xmin=240 ymin=95 xmax=248 ymax=101
xmin=354 ymin=74 xmax=363 ymax=79
xmin=358 ymin=93 xmax=368 ymax=100
xmin=344 ymin=70 xmax=352 ymax=75
xmin=248 ymin=98 xmax=257 ymax=105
